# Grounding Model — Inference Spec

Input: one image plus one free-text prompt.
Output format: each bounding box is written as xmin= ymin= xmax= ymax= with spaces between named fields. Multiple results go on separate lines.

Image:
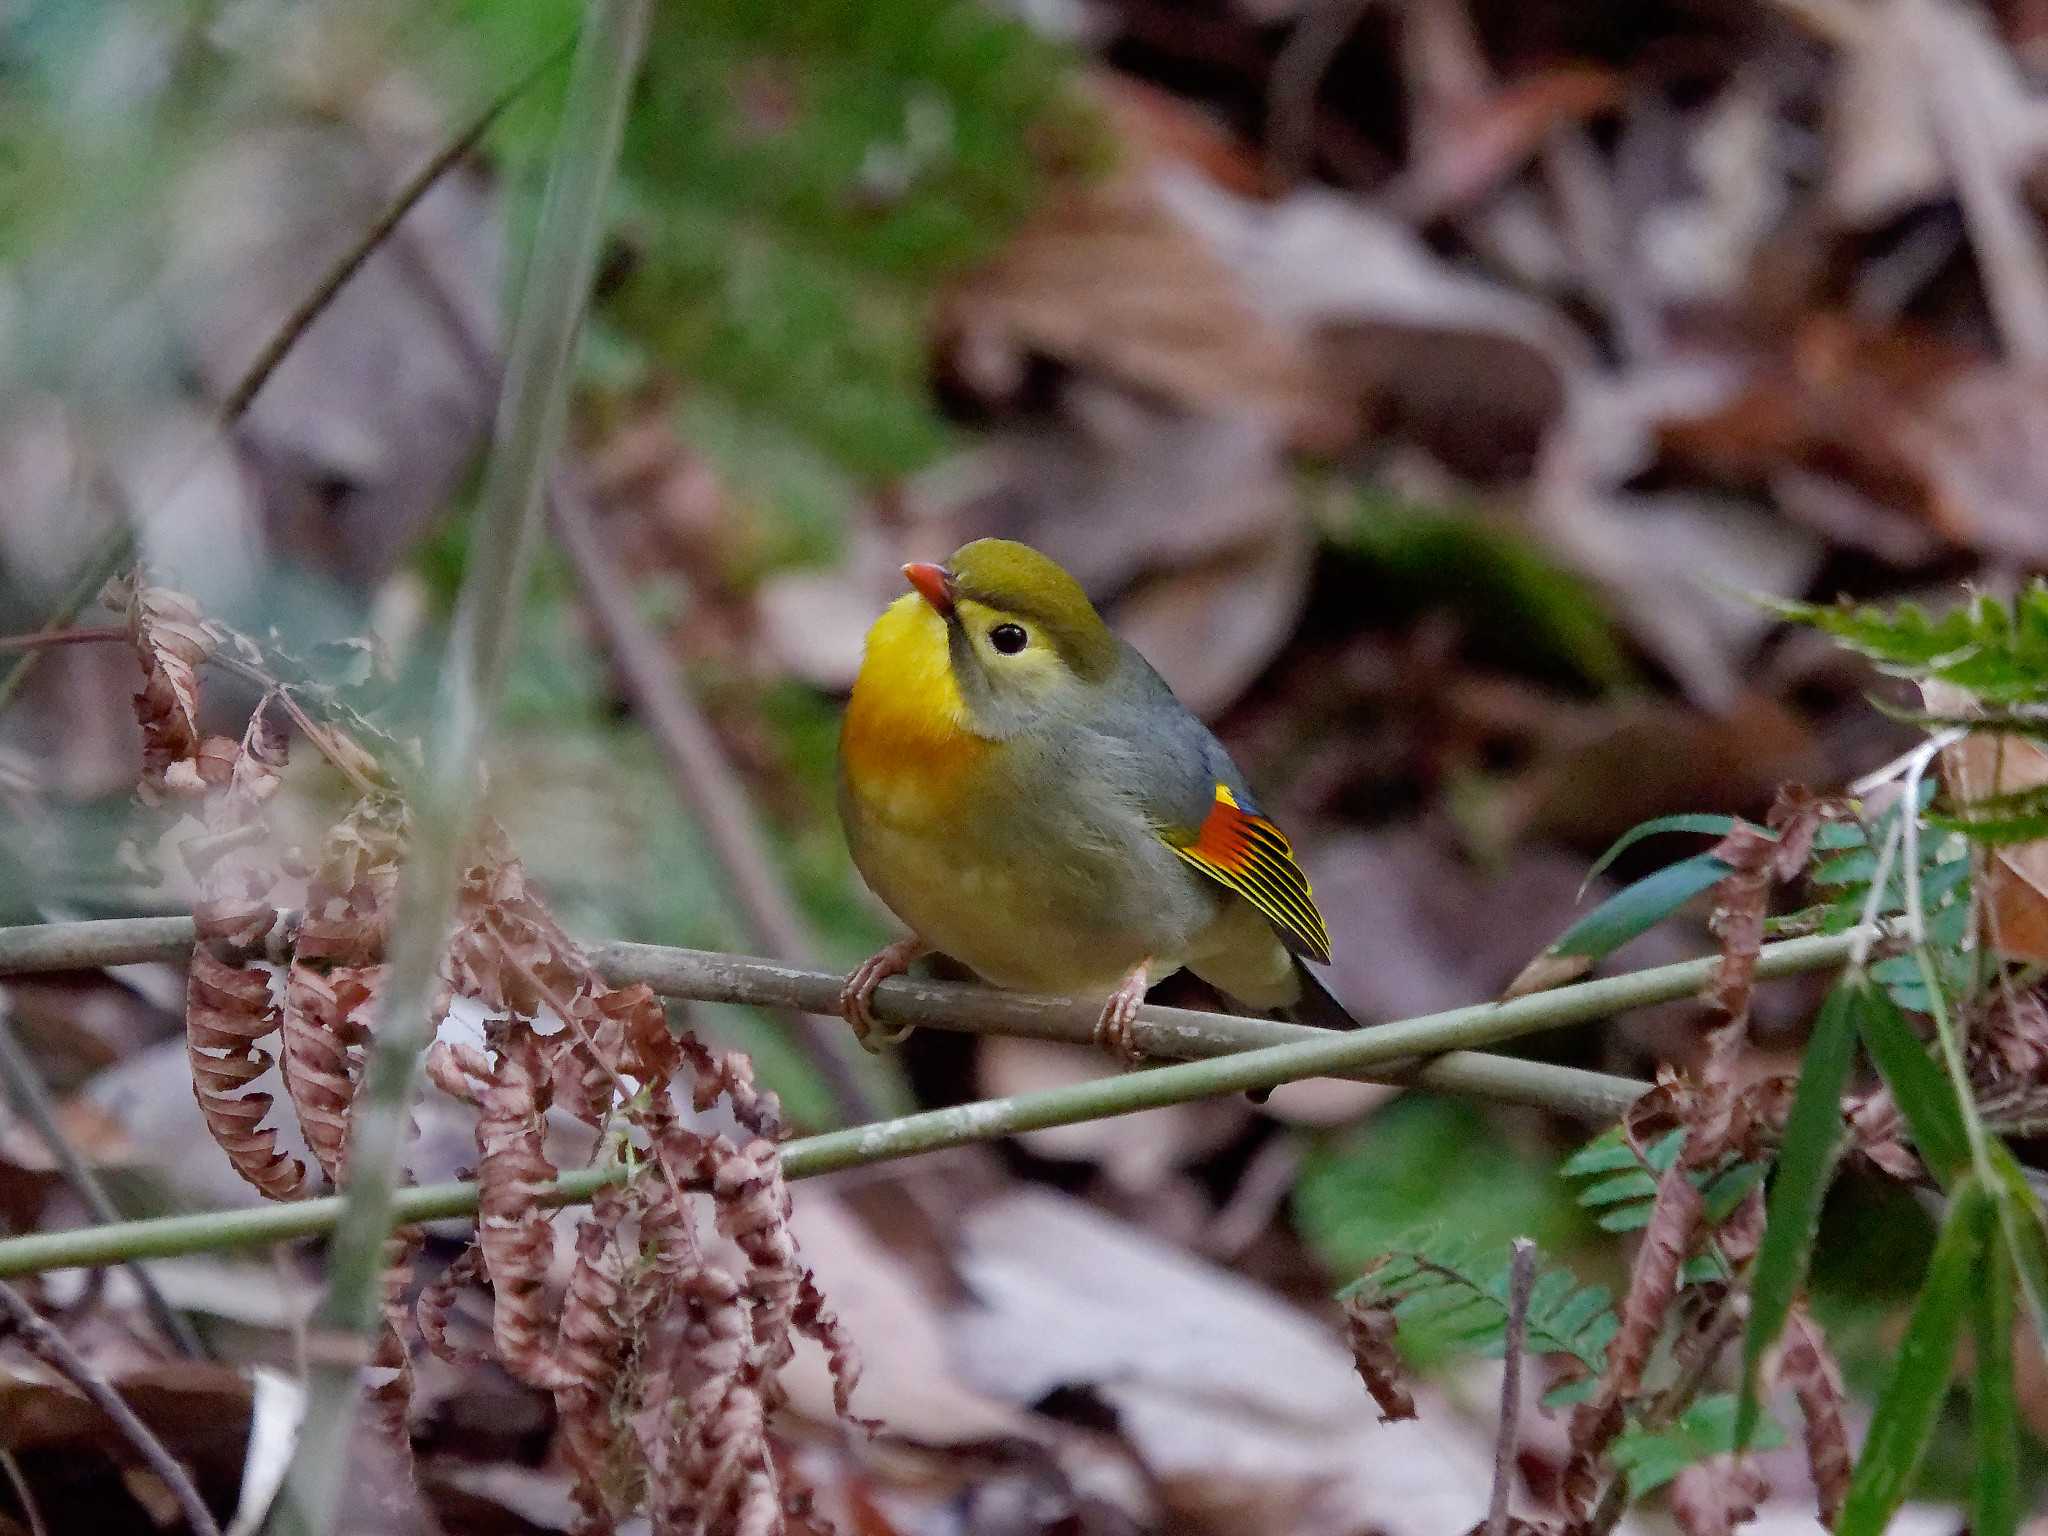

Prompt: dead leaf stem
xmin=0 ymin=1280 xmax=223 ymax=1536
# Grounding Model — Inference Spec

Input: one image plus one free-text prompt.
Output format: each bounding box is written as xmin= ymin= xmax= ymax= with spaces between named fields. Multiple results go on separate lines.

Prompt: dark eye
xmin=989 ymin=622 xmax=1028 ymax=655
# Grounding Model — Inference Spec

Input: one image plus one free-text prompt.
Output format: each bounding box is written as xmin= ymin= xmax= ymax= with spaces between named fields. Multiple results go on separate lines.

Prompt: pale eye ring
xmin=989 ymin=622 xmax=1028 ymax=655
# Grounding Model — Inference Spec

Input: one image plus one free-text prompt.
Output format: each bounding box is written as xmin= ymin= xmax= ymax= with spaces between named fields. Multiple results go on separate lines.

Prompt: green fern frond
xmin=1767 ymin=583 xmax=2048 ymax=706
xmin=1563 ymin=1127 xmax=1767 ymax=1252
xmin=1338 ymin=1238 xmax=1616 ymax=1375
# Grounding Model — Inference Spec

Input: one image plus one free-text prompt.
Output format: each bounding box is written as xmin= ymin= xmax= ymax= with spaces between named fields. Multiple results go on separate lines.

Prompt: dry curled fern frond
xmin=186 ymin=943 xmax=302 ymax=1200
xmin=560 ymin=1189 xmax=635 ymax=1532
xmin=416 ymin=1245 xmax=488 ymax=1366
xmin=180 ymin=701 xmax=302 ymax=1201
xmin=425 ymin=1032 xmax=576 ymax=1391
xmin=371 ymin=1231 xmax=421 ymax=1480
xmin=280 ymin=962 xmax=375 ymax=1187
xmin=108 ymin=575 xmax=218 ymax=799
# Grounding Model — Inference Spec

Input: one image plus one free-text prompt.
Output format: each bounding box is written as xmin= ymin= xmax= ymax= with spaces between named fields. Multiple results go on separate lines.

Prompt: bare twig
xmin=1487 ymin=1238 xmax=1537 ymax=1536
xmin=0 ymin=1280 xmax=222 ymax=1536
xmin=0 ymin=996 xmax=207 ymax=1359
xmin=1267 ymin=0 xmax=1380 ymax=189
xmin=547 ymin=470 xmax=892 ymax=1121
xmin=0 ymin=914 xmax=1871 ymax=1116
xmin=0 ymin=1447 xmax=49 ymax=1536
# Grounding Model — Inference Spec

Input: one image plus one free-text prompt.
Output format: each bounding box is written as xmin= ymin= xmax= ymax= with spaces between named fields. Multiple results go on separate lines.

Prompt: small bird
xmin=836 ymin=537 xmax=1355 ymax=1061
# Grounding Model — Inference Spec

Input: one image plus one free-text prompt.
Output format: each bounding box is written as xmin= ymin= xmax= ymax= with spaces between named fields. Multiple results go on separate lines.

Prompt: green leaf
xmin=1767 ymin=584 xmax=2048 ymax=707
xmin=1338 ymin=1238 xmax=1617 ymax=1375
xmin=1971 ymin=1236 xmax=2020 ymax=1536
xmin=1613 ymin=1393 xmax=1787 ymax=1497
xmin=1546 ymin=852 xmax=1730 ymax=962
xmin=1579 ymin=814 xmax=1744 ymax=895
xmin=1837 ymin=1179 xmax=1992 ymax=1536
xmin=1855 ymin=976 xmax=1973 ymax=1186
xmin=1561 ymin=1125 xmax=1684 ymax=1179
xmin=1296 ymin=1097 xmax=1588 ymax=1276
xmin=1737 ymin=979 xmax=1861 ymax=1449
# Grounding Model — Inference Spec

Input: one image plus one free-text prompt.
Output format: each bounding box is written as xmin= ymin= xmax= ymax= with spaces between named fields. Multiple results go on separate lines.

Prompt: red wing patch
xmin=1169 ymin=784 xmax=1332 ymax=963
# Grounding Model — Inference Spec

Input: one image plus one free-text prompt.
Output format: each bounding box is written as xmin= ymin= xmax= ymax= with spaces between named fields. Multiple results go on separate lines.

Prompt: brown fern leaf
xmin=1340 ymin=1295 xmax=1416 ymax=1423
xmin=187 ymin=943 xmax=302 ymax=1200
xmin=660 ymin=1266 xmax=782 ymax=1536
xmin=560 ymin=1191 xmax=634 ymax=1534
xmin=1564 ymin=1166 xmax=1704 ymax=1509
xmin=371 ymin=1231 xmax=420 ymax=1478
xmin=792 ymin=1272 xmax=865 ymax=1425
xmin=1774 ymin=1305 xmax=1850 ymax=1524
xmin=416 ymin=1245 xmax=488 ymax=1366
xmin=280 ymin=962 xmax=376 ymax=1186
xmin=1706 ymin=788 xmax=1830 ymax=1035
xmin=110 ymin=576 xmax=218 ymax=798
xmin=1671 ymin=1456 xmax=1767 ymax=1536
xmin=296 ymin=799 xmax=406 ymax=967
xmin=431 ymin=1032 xmax=575 ymax=1390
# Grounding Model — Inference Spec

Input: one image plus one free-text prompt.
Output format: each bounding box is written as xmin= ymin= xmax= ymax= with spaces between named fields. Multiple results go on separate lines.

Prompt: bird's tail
xmin=1276 ymin=958 xmax=1361 ymax=1031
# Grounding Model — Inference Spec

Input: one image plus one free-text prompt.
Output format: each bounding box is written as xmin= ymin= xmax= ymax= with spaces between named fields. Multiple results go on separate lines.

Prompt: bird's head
xmin=870 ymin=538 xmax=1118 ymax=738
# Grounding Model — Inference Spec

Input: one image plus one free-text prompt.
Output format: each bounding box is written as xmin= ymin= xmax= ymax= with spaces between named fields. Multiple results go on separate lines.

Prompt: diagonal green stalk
xmin=277 ymin=5 xmax=651 ymax=1533
xmin=0 ymin=925 xmax=1888 ymax=1280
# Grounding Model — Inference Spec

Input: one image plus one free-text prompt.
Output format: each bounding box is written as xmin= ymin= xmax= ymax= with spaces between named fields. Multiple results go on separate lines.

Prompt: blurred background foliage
xmin=3 ymin=0 xmax=2048 ymax=1528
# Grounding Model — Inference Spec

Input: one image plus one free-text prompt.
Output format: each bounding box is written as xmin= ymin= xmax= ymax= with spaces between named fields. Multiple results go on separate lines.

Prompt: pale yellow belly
xmin=850 ymin=809 xmax=1173 ymax=995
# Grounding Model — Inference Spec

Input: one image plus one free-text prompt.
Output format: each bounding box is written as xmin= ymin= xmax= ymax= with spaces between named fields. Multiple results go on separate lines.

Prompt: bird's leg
xmin=839 ymin=936 xmax=929 ymax=1051
xmin=1092 ymin=959 xmax=1152 ymax=1067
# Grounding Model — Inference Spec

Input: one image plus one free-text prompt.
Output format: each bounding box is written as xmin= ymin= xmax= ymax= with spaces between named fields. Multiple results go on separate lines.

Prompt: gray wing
xmin=1093 ymin=646 xmax=1333 ymax=961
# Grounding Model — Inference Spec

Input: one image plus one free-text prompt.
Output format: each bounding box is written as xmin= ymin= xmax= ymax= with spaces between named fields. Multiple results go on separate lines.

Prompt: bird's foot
xmin=1092 ymin=960 xmax=1152 ymax=1067
xmin=839 ymin=937 xmax=927 ymax=1051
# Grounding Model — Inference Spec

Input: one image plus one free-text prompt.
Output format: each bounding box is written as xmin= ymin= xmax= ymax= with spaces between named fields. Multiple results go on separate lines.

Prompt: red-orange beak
xmin=902 ymin=561 xmax=955 ymax=618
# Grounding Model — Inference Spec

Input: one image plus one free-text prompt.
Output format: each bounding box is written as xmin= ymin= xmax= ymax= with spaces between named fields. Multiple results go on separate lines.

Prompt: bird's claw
xmin=1091 ymin=962 xmax=1151 ymax=1067
xmin=839 ymin=938 xmax=926 ymax=1052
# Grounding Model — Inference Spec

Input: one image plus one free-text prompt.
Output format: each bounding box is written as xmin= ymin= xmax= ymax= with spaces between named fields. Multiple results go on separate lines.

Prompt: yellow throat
xmin=841 ymin=593 xmax=989 ymax=812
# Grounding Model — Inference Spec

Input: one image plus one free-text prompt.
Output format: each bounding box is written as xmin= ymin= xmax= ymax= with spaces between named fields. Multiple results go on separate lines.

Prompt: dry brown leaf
xmin=1340 ymin=1298 xmax=1416 ymax=1424
xmin=1925 ymin=679 xmax=2048 ymax=962
xmin=1773 ymin=1305 xmax=1851 ymax=1525
xmin=279 ymin=962 xmax=375 ymax=1186
xmin=558 ymin=1189 xmax=633 ymax=1531
xmin=1565 ymin=1166 xmax=1704 ymax=1507
xmin=1706 ymin=787 xmax=1829 ymax=1034
xmin=424 ymin=1034 xmax=574 ymax=1391
xmin=185 ymin=943 xmax=301 ymax=1202
xmin=108 ymin=576 xmax=218 ymax=798
xmin=1671 ymin=1455 xmax=1768 ymax=1536
xmin=935 ymin=78 xmax=1325 ymax=441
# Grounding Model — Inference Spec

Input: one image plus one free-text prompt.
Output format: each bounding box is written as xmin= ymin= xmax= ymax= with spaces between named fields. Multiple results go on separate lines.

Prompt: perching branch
xmin=0 ymin=1280 xmax=222 ymax=1536
xmin=0 ymin=918 xmax=1879 ymax=1279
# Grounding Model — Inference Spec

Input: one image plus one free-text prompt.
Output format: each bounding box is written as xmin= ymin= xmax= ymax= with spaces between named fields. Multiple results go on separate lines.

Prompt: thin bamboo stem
xmin=279 ymin=6 xmax=650 ymax=1532
xmin=0 ymin=920 xmax=1874 ymax=1279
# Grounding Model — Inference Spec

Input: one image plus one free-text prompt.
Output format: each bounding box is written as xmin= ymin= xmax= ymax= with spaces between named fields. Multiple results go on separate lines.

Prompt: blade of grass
xmin=1855 ymin=975 xmax=1973 ymax=1186
xmin=1579 ymin=814 xmax=1745 ymax=896
xmin=276 ymin=4 xmax=652 ymax=1534
xmin=1554 ymin=853 xmax=1730 ymax=957
xmin=1737 ymin=978 xmax=1862 ymax=1448
xmin=1970 ymin=1234 xmax=2019 ymax=1536
xmin=1986 ymin=1141 xmax=2048 ymax=1355
xmin=1836 ymin=1179 xmax=1990 ymax=1536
